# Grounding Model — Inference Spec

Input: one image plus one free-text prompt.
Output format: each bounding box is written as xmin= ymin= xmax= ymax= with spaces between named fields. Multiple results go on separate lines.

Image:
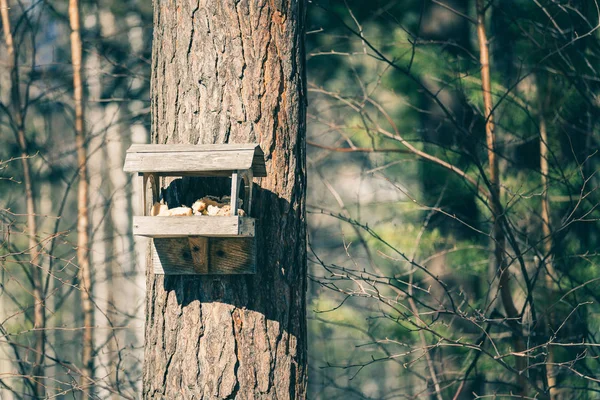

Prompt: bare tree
xmin=537 ymin=73 xmax=558 ymax=400
xmin=475 ymin=0 xmax=526 ymax=391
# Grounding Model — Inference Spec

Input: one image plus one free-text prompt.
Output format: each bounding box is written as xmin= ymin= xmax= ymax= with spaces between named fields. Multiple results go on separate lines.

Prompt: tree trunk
xmin=68 ymin=0 xmax=94 ymax=394
xmin=475 ymin=0 xmax=526 ymax=392
xmin=537 ymin=75 xmax=557 ymax=399
xmin=143 ymin=1 xmax=307 ymax=399
xmin=0 ymin=1 xmax=46 ymax=396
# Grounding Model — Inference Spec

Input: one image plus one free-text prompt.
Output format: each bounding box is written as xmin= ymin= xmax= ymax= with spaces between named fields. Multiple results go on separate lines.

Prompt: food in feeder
xmin=151 ymin=202 xmax=169 ymax=216
xmin=151 ymin=202 xmax=193 ymax=216
xmin=191 ymin=199 xmax=206 ymax=214
xmin=151 ymin=195 xmax=245 ymax=217
xmin=191 ymin=196 xmax=245 ymax=216
xmin=165 ymin=206 xmax=193 ymax=216
xmin=217 ymin=205 xmax=231 ymax=216
xmin=205 ymin=204 xmax=246 ymax=216
xmin=191 ymin=196 xmax=221 ymax=215
xmin=215 ymin=205 xmax=246 ymax=216
xmin=221 ymin=196 xmax=243 ymax=207
xmin=207 ymin=204 xmax=220 ymax=216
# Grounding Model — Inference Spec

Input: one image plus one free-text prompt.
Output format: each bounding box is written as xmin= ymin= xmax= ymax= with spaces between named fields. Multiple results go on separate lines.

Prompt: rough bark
xmin=143 ymin=0 xmax=307 ymax=399
xmin=1 ymin=1 xmax=46 ymax=396
xmin=69 ymin=0 xmax=95 ymax=394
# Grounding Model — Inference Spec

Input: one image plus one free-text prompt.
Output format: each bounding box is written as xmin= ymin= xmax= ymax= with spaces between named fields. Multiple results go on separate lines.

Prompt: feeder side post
xmin=138 ymin=173 xmax=147 ymax=216
xmin=230 ymin=171 xmax=240 ymax=216
xmin=150 ymin=173 xmax=159 ymax=204
xmin=245 ymin=169 xmax=254 ymax=215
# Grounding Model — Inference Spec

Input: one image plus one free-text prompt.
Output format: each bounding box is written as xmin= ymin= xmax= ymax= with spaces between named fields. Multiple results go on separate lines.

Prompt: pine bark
xmin=143 ymin=1 xmax=307 ymax=399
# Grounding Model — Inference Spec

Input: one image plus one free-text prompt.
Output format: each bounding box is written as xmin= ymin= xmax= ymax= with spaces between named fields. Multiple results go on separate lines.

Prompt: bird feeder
xmin=123 ymin=143 xmax=266 ymax=275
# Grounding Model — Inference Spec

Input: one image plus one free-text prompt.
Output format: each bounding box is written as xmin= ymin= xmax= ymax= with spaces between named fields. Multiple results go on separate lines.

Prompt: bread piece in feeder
xmin=151 ymin=202 xmax=193 ymax=216
xmin=165 ymin=206 xmax=193 ymax=216
xmin=192 ymin=196 xmax=244 ymax=216
xmin=151 ymin=202 xmax=169 ymax=216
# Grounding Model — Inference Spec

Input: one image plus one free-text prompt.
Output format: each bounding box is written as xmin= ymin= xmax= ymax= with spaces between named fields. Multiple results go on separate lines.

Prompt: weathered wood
xmin=209 ymin=237 xmax=255 ymax=274
xmin=241 ymin=169 xmax=254 ymax=215
xmin=188 ymin=237 xmax=209 ymax=273
xmin=128 ymin=143 xmax=261 ymax=152
xmin=149 ymin=173 xmax=160 ymax=203
xmin=139 ymin=173 xmax=147 ymax=216
xmin=147 ymin=170 xmax=242 ymax=178
xmin=230 ymin=171 xmax=240 ymax=216
xmin=152 ymin=237 xmax=255 ymax=275
xmin=144 ymin=0 xmax=307 ymax=398
xmin=127 ymin=143 xmax=256 ymax=154
xmin=123 ymin=144 xmax=267 ymax=177
xmin=133 ymin=216 xmax=255 ymax=237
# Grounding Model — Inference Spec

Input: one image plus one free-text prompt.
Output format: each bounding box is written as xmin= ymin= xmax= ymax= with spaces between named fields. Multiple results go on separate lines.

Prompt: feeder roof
xmin=123 ymin=143 xmax=266 ymax=177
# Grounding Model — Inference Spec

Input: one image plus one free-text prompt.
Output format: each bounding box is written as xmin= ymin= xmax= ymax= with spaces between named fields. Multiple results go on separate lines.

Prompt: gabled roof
xmin=123 ymin=143 xmax=266 ymax=177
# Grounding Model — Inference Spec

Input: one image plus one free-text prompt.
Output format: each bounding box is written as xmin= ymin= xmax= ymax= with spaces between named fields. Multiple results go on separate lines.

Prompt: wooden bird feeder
xmin=123 ymin=143 xmax=266 ymax=275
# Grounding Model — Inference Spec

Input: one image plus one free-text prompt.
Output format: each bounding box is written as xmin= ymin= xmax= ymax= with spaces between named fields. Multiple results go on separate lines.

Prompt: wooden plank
xmin=124 ymin=150 xmax=255 ymax=174
xmin=209 ymin=238 xmax=255 ymax=274
xmin=189 ymin=237 xmax=209 ymax=273
xmin=124 ymin=144 xmax=266 ymax=177
xmin=133 ymin=216 xmax=255 ymax=237
xmin=150 ymin=171 xmax=237 ymax=177
xmin=152 ymin=237 xmax=254 ymax=275
xmin=153 ymin=237 xmax=209 ymax=274
xmin=127 ymin=143 xmax=260 ymax=153
xmin=238 ymin=218 xmax=255 ymax=237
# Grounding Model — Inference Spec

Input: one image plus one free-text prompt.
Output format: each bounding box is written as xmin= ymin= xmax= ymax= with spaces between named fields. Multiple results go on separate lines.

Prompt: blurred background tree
xmin=1 ymin=0 xmax=599 ymax=398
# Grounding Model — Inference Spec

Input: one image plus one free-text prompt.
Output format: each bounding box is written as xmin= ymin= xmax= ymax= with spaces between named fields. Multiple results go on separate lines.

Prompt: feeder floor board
xmin=132 ymin=216 xmax=255 ymax=238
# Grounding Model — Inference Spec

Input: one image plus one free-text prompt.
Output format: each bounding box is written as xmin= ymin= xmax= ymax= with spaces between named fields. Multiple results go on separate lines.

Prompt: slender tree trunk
xmin=98 ymin=104 xmax=122 ymax=399
xmin=68 ymin=0 xmax=94 ymax=394
xmin=475 ymin=0 xmax=527 ymax=391
xmin=0 ymin=1 xmax=46 ymax=396
xmin=87 ymin=8 xmax=113 ymax=396
xmin=143 ymin=1 xmax=307 ymax=398
xmin=105 ymin=103 xmax=133 ymax=399
xmin=538 ymin=77 xmax=557 ymax=399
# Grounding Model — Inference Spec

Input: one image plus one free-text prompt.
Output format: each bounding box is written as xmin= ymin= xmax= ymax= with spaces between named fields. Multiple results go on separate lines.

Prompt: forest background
xmin=1 ymin=0 xmax=599 ymax=398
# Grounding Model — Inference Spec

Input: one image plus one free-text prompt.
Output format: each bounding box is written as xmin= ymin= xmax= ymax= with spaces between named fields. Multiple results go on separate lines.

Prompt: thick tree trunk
xmin=143 ymin=1 xmax=307 ymax=399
